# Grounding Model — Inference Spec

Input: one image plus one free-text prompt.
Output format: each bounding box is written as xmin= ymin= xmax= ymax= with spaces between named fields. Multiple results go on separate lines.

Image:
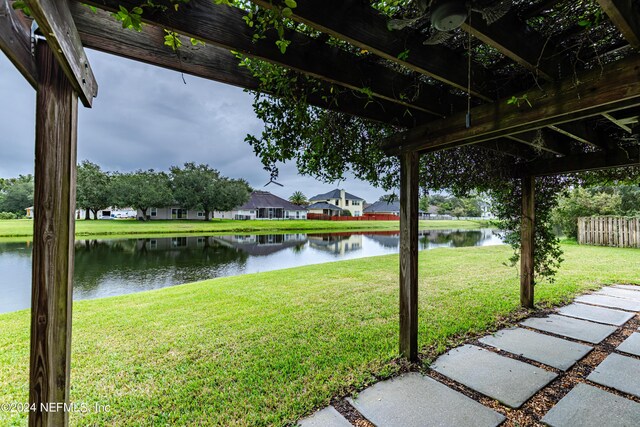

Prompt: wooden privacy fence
xmin=578 ymin=217 xmax=640 ymax=248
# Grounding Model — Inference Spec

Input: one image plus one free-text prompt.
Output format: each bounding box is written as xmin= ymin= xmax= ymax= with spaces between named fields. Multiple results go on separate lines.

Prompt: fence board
xmin=578 ymin=216 xmax=640 ymax=248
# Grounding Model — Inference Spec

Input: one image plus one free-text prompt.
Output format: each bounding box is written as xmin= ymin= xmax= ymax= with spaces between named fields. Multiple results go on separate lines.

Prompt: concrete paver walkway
xmin=297 ymin=285 xmax=640 ymax=426
xmin=479 ymin=327 xmax=592 ymax=371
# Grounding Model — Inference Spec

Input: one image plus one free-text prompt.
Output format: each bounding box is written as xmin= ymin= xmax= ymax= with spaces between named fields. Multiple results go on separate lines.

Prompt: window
xmin=345 ymin=200 xmax=349 ymax=206
xmin=149 ymin=239 xmax=157 ymax=249
xmin=171 ymin=237 xmax=187 ymax=247
xmin=352 ymin=200 xmax=360 ymax=206
xmin=336 ymin=199 xmax=340 ymax=205
xmin=150 ymin=208 xmax=157 ymax=217
xmin=171 ymin=208 xmax=187 ymax=219
xmin=197 ymin=211 xmax=205 ymax=217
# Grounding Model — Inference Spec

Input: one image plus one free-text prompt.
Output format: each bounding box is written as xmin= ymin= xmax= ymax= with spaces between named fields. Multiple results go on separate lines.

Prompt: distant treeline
xmin=0 ymin=162 xmax=252 ymax=221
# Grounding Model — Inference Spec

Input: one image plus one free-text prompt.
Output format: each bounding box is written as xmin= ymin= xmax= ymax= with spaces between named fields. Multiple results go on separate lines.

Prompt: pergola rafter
xmin=383 ymin=54 xmax=640 ymax=155
xmin=0 ymin=0 xmax=37 ymax=87
xmin=251 ymin=0 xmax=495 ymax=100
xmin=597 ymin=0 xmax=640 ymax=49
xmin=1 ymin=2 xmax=639 ymax=424
xmin=82 ymin=0 xmax=461 ymax=118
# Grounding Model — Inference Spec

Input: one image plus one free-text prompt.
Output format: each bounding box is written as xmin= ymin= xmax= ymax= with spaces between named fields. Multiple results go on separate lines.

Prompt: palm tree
xmin=289 ymin=191 xmax=308 ymax=206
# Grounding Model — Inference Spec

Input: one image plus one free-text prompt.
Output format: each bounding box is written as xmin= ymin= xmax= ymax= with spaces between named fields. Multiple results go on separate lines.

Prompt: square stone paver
xmin=479 ymin=328 xmax=592 ymax=371
xmin=430 ymin=344 xmax=556 ymax=408
xmin=298 ymin=406 xmax=351 ymax=427
xmin=595 ymin=287 xmax=640 ymax=302
xmin=614 ymin=284 xmax=640 ymax=292
xmin=557 ymin=303 xmax=634 ymax=326
xmin=617 ymin=333 xmax=640 ymax=357
xmin=588 ymin=353 xmax=640 ymax=398
xmin=576 ymin=294 xmax=640 ymax=311
xmin=521 ymin=314 xmax=617 ymax=344
xmin=347 ymin=372 xmax=505 ymax=427
xmin=542 ymin=383 xmax=640 ymax=427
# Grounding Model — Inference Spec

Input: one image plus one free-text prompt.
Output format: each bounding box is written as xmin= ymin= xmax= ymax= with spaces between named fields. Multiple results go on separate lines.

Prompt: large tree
xmin=170 ymin=163 xmax=250 ymax=220
xmin=0 ymin=175 xmax=34 ymax=215
xmin=113 ymin=170 xmax=174 ymax=220
xmin=76 ymin=161 xmax=112 ymax=220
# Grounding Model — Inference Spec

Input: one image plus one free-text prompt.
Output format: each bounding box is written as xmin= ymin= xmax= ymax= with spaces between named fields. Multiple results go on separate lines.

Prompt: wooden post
xmin=520 ymin=175 xmax=535 ymax=309
xmin=399 ymin=151 xmax=419 ymax=361
xmin=29 ymin=40 xmax=78 ymax=427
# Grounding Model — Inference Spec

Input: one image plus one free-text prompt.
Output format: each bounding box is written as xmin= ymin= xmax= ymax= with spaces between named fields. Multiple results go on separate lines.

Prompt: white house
xmin=308 ymin=189 xmax=365 ymax=216
xmin=142 ymin=191 xmax=308 ymax=220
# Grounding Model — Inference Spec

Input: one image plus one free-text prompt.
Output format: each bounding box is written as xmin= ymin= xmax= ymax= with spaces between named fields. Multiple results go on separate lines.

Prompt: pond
xmin=0 ymin=229 xmax=503 ymax=314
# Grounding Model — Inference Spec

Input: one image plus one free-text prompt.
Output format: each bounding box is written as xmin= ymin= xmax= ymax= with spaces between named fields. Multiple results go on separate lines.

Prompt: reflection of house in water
xmin=211 ymin=234 xmax=308 ymax=256
xmin=308 ymin=234 xmax=363 ymax=255
xmin=136 ymin=236 xmax=215 ymax=251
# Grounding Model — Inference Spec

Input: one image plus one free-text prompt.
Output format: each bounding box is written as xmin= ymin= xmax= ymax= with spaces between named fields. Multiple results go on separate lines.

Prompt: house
xmin=307 ymin=202 xmax=343 ymax=217
xmin=27 ymin=206 xmax=136 ymax=220
xmin=308 ymin=189 xmax=365 ymax=216
xmin=213 ymin=191 xmax=308 ymax=220
xmin=364 ymin=200 xmax=429 ymax=219
xmin=138 ymin=206 xmax=209 ymax=220
xmin=142 ymin=191 xmax=306 ymax=221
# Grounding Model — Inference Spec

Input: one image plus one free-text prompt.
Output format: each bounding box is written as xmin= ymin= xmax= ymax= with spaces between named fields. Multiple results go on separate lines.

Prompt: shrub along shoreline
xmin=0 ymin=243 xmax=637 ymax=426
xmin=0 ymin=218 xmax=492 ymax=239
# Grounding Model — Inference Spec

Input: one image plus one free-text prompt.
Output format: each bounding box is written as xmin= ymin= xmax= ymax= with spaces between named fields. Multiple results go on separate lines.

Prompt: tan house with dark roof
xmin=308 ymin=189 xmax=365 ymax=217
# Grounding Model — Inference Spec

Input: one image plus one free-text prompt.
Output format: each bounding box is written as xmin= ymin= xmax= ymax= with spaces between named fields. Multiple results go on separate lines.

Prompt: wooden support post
xmin=29 ymin=40 xmax=78 ymax=427
xmin=520 ymin=175 xmax=535 ymax=309
xmin=399 ymin=151 xmax=419 ymax=361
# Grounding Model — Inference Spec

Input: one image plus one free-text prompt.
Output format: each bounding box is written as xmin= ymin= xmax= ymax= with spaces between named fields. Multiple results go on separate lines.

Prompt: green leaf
xmin=284 ymin=0 xmax=297 ymax=8
xmin=281 ymin=7 xmax=293 ymax=18
xmin=578 ymin=19 xmax=591 ymax=27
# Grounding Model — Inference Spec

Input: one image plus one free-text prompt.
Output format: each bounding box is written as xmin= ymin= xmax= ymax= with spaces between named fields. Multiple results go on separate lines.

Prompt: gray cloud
xmin=0 ymin=49 xmax=387 ymax=203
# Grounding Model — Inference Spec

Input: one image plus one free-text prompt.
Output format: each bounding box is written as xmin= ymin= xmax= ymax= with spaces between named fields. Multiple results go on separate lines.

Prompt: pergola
xmin=1 ymin=0 xmax=639 ymax=425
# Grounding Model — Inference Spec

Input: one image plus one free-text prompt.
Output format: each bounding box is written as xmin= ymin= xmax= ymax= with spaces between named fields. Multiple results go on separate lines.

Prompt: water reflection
xmin=0 ymin=229 xmax=502 ymax=313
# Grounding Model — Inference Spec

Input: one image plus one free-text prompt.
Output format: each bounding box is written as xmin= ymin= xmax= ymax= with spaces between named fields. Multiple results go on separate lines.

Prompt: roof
xmin=309 ymin=189 xmax=364 ymax=201
xmin=237 ymin=191 xmax=307 ymax=211
xmin=364 ymin=200 xmax=401 ymax=213
xmin=307 ymin=202 xmax=343 ymax=211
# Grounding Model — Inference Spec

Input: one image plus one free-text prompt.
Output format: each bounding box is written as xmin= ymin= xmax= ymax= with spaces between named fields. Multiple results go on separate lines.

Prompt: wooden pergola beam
xmin=81 ymin=0 xmax=459 ymax=118
xmin=29 ymin=38 xmax=78 ymax=427
xmin=461 ymin=12 xmax=558 ymax=81
xmin=0 ymin=0 xmax=37 ymax=88
xmin=25 ymin=0 xmax=97 ymax=107
xmin=507 ymin=129 xmax=571 ymax=156
xmin=71 ymin=4 xmax=426 ymax=128
xmin=520 ymin=175 xmax=535 ymax=308
xmin=477 ymin=139 xmax=542 ymax=159
xmin=597 ymin=0 xmax=640 ymax=49
xmin=383 ymin=54 xmax=640 ymax=155
xmin=522 ymin=147 xmax=640 ymax=176
xmin=399 ymin=151 xmax=419 ymax=361
xmin=549 ymin=121 xmax=606 ymax=150
xmin=251 ymin=0 xmax=493 ymax=101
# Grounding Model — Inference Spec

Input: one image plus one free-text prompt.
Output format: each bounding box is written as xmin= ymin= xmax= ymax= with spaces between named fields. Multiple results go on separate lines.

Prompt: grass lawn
xmin=0 ymin=243 xmax=637 ymax=426
xmin=0 ymin=218 xmax=491 ymax=239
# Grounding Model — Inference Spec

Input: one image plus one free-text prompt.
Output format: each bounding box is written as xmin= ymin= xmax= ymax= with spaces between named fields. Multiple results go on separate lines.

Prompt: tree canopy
xmin=170 ymin=163 xmax=251 ymax=220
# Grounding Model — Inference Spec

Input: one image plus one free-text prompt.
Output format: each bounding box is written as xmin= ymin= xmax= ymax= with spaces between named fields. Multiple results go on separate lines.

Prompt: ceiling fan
xmin=264 ymin=178 xmax=284 ymax=187
xmin=388 ymin=0 xmax=512 ymax=45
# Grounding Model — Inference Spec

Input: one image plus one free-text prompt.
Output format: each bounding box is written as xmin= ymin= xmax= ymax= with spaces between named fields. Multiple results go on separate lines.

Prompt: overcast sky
xmin=0 ymin=49 xmax=387 ymax=203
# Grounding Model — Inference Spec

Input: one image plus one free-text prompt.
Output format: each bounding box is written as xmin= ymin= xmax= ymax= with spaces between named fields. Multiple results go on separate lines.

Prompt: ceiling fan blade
xmin=423 ymin=30 xmax=454 ymax=45
xmin=475 ymin=0 xmax=512 ymax=25
xmin=387 ymin=16 xmax=422 ymax=31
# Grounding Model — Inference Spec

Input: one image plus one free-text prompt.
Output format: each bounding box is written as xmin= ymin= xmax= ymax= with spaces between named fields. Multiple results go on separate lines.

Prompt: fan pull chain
xmin=466 ymin=9 xmax=472 ymax=129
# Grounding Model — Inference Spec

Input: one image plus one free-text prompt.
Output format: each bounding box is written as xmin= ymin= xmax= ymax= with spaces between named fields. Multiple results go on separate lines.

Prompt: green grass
xmin=0 ymin=243 xmax=637 ymax=426
xmin=0 ymin=218 xmax=491 ymax=239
